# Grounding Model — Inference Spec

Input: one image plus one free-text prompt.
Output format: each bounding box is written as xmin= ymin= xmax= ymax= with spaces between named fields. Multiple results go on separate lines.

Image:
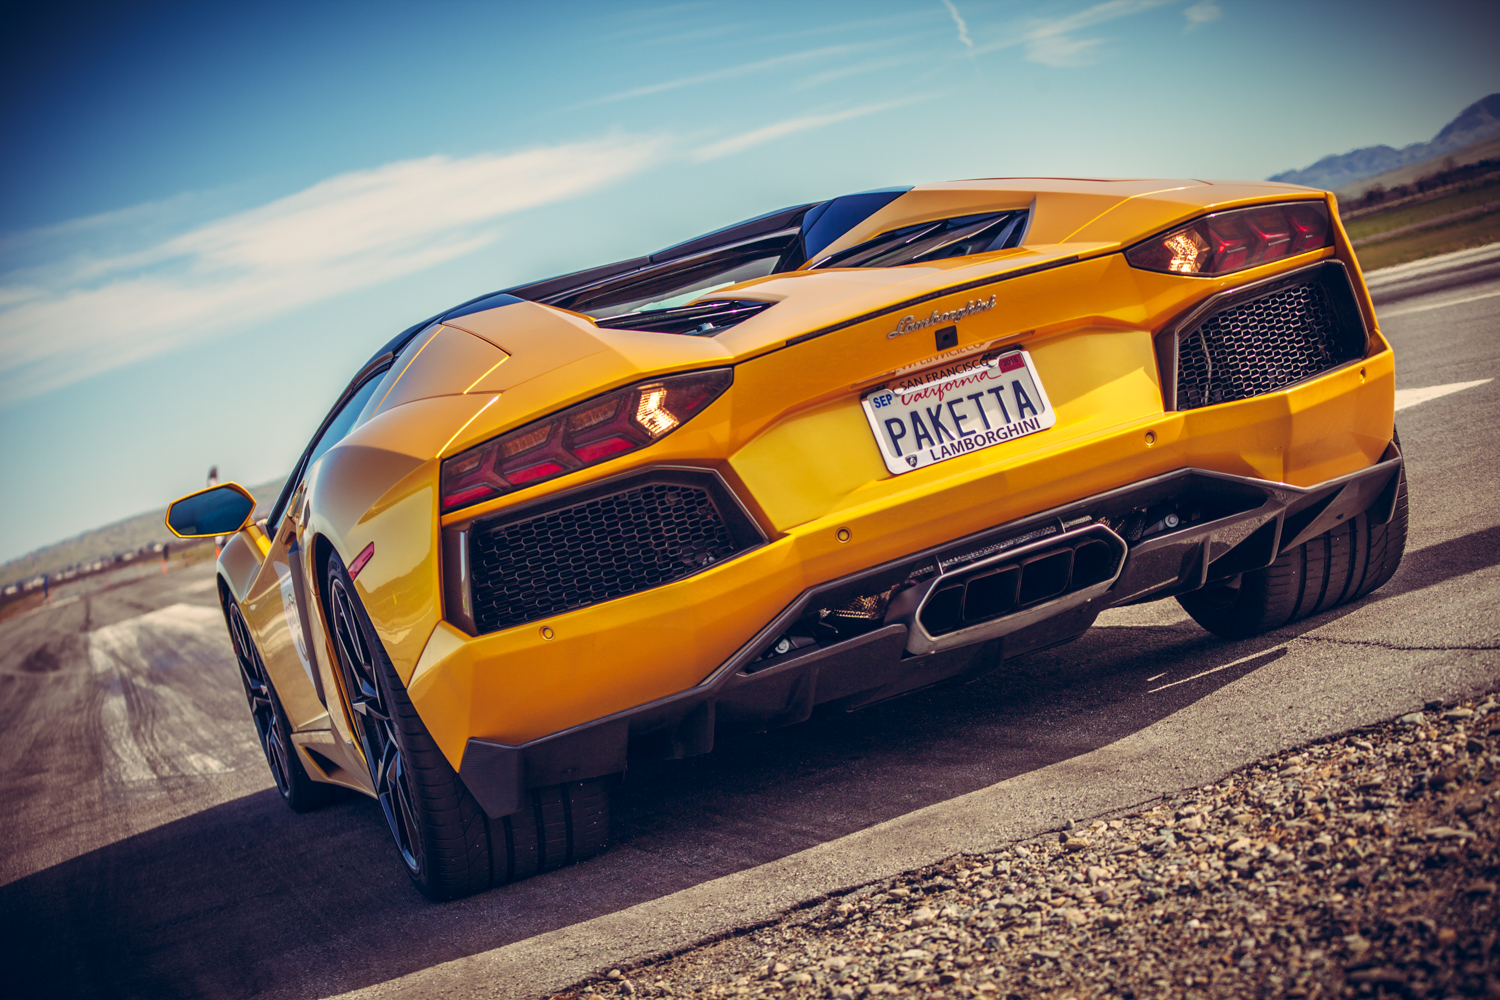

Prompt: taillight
xmin=1125 ymin=201 xmax=1331 ymax=277
xmin=439 ymin=368 xmax=732 ymax=513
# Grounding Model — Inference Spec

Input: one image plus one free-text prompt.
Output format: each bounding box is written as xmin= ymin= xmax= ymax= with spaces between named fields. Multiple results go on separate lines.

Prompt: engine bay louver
xmin=1170 ymin=262 xmax=1368 ymax=411
xmin=592 ymin=299 xmax=774 ymax=336
xmin=488 ymin=197 xmax=1027 ymax=338
xmin=809 ymin=210 xmax=1028 ymax=270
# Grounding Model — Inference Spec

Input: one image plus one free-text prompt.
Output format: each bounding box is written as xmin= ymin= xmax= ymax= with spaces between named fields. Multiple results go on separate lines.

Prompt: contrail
xmin=940 ymin=0 xmax=974 ymax=51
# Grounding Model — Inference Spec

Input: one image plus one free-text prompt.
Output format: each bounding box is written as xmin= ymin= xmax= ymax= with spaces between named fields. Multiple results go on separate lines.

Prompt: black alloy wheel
xmin=329 ymin=571 xmax=423 ymax=875
xmin=226 ymin=598 xmax=341 ymax=812
xmin=228 ymin=601 xmax=292 ymax=797
xmin=322 ymin=552 xmax=611 ymax=900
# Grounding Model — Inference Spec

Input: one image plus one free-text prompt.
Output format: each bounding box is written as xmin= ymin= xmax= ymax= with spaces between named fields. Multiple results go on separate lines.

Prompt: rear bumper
xmin=457 ymin=440 xmax=1402 ymax=819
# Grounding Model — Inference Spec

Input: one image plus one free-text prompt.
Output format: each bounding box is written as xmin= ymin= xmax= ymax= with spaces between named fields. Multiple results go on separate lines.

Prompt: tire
xmin=1178 ymin=459 xmax=1408 ymax=639
xmin=225 ymin=598 xmax=343 ymax=812
xmin=324 ymin=552 xmax=610 ymax=900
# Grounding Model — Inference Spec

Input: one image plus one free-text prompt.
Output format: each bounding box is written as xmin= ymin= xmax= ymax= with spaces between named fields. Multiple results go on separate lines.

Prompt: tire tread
xmin=1178 ymin=458 xmax=1407 ymax=639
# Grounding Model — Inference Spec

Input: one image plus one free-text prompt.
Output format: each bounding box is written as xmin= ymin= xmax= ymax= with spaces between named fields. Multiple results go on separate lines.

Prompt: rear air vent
xmin=1170 ymin=262 xmax=1367 ymax=411
xmin=467 ymin=470 xmax=763 ymax=634
xmin=809 ymin=210 xmax=1028 ymax=270
xmin=593 ymin=299 xmax=773 ymax=336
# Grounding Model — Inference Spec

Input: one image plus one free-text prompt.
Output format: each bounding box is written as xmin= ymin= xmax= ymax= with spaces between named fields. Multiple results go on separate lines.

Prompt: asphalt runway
xmin=3 ymin=252 xmax=1497 ymax=999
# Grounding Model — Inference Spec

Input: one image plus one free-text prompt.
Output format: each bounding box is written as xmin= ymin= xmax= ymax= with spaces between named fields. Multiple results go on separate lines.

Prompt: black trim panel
xmin=457 ymin=443 xmax=1402 ymax=817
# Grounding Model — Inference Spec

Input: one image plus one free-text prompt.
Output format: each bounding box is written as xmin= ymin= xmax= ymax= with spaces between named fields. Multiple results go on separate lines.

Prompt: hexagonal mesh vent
xmin=469 ymin=475 xmax=755 ymax=634
xmin=1177 ymin=277 xmax=1359 ymax=410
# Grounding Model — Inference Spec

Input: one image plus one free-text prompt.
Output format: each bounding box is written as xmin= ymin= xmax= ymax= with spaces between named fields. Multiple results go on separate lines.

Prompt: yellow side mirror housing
xmin=165 ymin=482 xmax=257 ymax=538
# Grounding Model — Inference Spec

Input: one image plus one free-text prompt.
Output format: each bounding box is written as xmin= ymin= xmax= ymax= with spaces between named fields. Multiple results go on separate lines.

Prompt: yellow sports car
xmin=168 ymin=178 xmax=1406 ymax=899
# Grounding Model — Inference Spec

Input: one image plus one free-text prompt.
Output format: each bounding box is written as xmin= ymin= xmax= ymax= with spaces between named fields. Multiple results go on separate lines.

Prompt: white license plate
xmin=861 ymin=349 xmax=1056 ymax=475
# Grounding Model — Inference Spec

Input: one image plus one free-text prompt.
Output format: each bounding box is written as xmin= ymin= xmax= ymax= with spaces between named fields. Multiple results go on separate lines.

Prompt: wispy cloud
xmin=628 ymin=22 xmax=750 ymax=47
xmin=940 ymin=0 xmax=975 ymax=53
xmin=1183 ymin=0 xmax=1223 ymax=29
xmin=729 ymin=10 xmax=937 ymax=48
xmin=604 ymin=1 xmax=722 ymax=39
xmin=690 ymin=97 xmax=932 ymax=161
xmin=1030 ymin=0 xmax=1172 ymax=66
xmin=975 ymin=0 xmax=1172 ymax=67
xmin=582 ymin=45 xmax=867 ymax=105
xmin=794 ymin=54 xmax=924 ymax=90
xmin=0 ymin=138 xmax=663 ymax=404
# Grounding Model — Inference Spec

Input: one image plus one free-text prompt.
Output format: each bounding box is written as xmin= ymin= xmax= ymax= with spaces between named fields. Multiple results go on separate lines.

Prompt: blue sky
xmin=1 ymin=0 xmax=1497 ymax=564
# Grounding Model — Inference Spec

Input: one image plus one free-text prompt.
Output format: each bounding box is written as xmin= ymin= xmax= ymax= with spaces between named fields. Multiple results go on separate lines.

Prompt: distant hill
xmin=0 ymin=475 xmax=286 ymax=588
xmin=1334 ymin=133 xmax=1500 ymax=201
xmin=1271 ymin=93 xmax=1500 ymax=191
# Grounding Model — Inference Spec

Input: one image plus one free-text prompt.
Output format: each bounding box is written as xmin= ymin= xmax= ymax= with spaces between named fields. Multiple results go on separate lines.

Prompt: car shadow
xmin=4 ymin=523 xmax=1497 ymax=1000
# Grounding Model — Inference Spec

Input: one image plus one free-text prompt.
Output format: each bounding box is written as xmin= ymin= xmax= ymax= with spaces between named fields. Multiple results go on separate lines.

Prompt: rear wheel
xmin=1178 ymin=460 xmax=1408 ymax=639
xmin=226 ymin=599 xmax=342 ymax=812
xmin=325 ymin=552 xmax=610 ymax=900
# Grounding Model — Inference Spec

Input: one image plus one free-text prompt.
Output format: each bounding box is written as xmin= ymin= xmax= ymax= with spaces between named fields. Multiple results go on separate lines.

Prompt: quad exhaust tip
xmin=905 ymin=523 xmax=1127 ymax=655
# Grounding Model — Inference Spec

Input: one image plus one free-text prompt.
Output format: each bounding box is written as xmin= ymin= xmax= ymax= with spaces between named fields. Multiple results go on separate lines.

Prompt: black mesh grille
xmin=1177 ymin=276 xmax=1360 ymax=410
xmin=469 ymin=477 xmax=752 ymax=633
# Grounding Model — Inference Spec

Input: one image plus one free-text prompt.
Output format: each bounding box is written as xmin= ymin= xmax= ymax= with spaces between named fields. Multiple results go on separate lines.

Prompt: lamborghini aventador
xmin=167 ymin=178 xmax=1407 ymax=899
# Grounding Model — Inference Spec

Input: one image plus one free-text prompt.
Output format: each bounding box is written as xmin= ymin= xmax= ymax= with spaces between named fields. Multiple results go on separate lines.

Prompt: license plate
xmin=861 ymin=349 xmax=1056 ymax=475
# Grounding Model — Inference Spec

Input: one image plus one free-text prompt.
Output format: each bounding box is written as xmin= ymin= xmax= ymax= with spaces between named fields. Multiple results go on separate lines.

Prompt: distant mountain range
xmin=1271 ymin=94 xmax=1500 ymax=191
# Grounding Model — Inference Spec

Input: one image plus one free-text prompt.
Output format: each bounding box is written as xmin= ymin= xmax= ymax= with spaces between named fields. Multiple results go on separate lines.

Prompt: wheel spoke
xmin=267 ymin=737 xmax=290 ymax=793
xmin=376 ymin=740 xmax=399 ymax=796
xmin=229 ymin=603 xmax=293 ymax=794
xmin=353 ymin=695 xmax=390 ymax=723
xmin=394 ymin=771 xmax=422 ymax=856
xmin=331 ymin=573 xmax=422 ymax=873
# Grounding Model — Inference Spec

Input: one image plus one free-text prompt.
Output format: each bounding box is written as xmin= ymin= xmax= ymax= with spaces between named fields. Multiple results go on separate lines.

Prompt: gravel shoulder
xmin=556 ymin=694 xmax=1500 ymax=1000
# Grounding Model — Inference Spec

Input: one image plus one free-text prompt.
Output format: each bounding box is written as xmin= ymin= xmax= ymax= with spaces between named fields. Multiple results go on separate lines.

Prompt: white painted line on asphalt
xmin=1394 ymin=379 xmax=1493 ymax=412
xmin=1380 ymin=287 xmax=1500 ymax=318
xmin=1146 ymin=672 xmax=1166 ymax=682
xmin=1363 ymin=240 xmax=1500 ymax=286
xmin=1148 ymin=646 xmax=1286 ymax=693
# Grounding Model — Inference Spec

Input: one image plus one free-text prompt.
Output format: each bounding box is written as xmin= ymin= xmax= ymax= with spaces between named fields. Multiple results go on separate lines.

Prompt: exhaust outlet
xmin=904 ymin=523 xmax=1127 ymax=655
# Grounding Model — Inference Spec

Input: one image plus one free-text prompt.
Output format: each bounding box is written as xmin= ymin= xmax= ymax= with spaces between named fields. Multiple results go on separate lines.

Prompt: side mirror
xmin=166 ymin=483 xmax=257 ymax=538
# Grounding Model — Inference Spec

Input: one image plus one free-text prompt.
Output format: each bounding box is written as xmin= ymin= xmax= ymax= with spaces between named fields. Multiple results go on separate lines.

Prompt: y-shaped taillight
xmin=440 ymin=369 xmax=732 ymax=513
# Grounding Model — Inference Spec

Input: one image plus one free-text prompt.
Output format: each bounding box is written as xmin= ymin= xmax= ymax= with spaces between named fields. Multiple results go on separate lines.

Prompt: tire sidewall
xmin=325 ymin=553 xmax=437 ymax=888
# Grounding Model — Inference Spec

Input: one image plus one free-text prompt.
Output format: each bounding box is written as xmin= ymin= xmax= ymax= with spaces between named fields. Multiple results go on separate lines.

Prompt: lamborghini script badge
xmin=885 ymin=295 xmax=996 ymax=339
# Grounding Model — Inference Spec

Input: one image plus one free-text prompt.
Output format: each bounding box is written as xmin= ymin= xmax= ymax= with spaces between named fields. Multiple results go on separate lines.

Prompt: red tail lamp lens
xmin=571 ymin=435 xmax=634 ymax=462
xmin=439 ymin=368 xmax=732 ymax=513
xmin=506 ymin=461 xmax=566 ymax=485
xmin=1125 ymin=201 xmax=1331 ymax=276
